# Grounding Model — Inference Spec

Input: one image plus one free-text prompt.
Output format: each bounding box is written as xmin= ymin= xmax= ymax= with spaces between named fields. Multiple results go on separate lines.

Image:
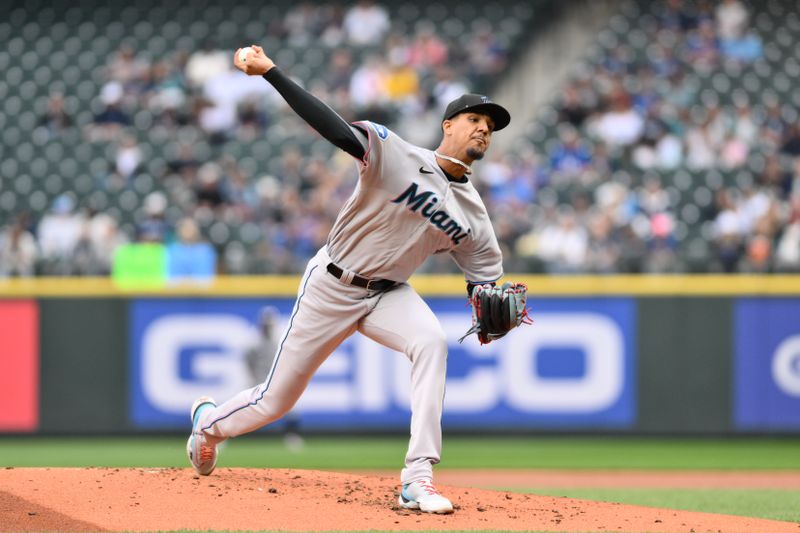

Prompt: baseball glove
xmin=459 ymin=282 xmax=531 ymax=345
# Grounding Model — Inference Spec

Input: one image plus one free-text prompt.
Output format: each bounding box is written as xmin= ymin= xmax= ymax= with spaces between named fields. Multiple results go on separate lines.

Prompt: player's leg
xmin=357 ymin=284 xmax=453 ymax=513
xmin=198 ymin=264 xmax=367 ymax=441
xmin=188 ymin=252 xmax=371 ymax=474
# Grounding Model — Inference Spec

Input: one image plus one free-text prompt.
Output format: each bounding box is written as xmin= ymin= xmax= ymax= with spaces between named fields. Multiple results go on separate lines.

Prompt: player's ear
xmin=442 ymin=119 xmax=452 ymax=136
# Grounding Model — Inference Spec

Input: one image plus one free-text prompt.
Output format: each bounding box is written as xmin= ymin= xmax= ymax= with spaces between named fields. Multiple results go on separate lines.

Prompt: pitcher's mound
xmin=1 ymin=467 xmax=797 ymax=532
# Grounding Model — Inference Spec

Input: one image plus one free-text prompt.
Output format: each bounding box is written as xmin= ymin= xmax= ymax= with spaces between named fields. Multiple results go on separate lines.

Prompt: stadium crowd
xmin=2 ymin=0 xmax=800 ymax=277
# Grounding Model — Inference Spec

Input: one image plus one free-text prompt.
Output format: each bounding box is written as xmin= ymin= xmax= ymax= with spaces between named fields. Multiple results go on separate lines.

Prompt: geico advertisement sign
xmin=735 ymin=298 xmax=800 ymax=430
xmin=131 ymin=299 xmax=636 ymax=428
xmin=772 ymin=335 xmax=800 ymax=397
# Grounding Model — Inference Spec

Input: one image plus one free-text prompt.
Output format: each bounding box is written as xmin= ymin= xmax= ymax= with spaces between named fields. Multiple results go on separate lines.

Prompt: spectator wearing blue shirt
xmin=549 ymin=126 xmax=592 ymax=179
xmin=167 ymin=218 xmax=216 ymax=281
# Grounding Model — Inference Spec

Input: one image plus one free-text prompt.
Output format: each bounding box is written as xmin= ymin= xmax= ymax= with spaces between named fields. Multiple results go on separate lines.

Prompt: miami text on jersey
xmin=391 ymin=183 xmax=470 ymax=245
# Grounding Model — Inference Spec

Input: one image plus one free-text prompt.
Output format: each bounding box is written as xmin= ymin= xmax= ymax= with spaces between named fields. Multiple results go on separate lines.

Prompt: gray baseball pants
xmin=197 ymin=247 xmax=447 ymax=484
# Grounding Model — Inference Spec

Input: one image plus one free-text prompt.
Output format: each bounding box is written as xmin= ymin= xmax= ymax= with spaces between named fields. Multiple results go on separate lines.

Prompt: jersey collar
xmin=439 ymin=167 xmax=469 ymax=184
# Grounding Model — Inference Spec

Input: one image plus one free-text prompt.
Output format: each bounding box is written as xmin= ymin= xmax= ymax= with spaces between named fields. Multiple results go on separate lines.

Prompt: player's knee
xmin=252 ymin=392 xmax=297 ymax=423
xmin=410 ymin=328 xmax=448 ymax=358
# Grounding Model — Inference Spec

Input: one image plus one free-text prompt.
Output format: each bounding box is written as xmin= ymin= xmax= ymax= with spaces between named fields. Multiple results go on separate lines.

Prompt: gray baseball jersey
xmin=196 ymin=121 xmax=502 ymax=486
xmin=327 ymin=121 xmax=503 ymax=284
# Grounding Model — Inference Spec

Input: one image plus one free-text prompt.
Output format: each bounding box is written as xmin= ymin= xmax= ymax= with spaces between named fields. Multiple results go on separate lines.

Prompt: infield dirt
xmin=1 ymin=467 xmax=799 ymax=532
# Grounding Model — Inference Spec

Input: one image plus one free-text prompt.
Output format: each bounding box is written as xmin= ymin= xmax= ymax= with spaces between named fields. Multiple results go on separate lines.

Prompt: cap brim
xmin=468 ymin=102 xmax=510 ymax=131
xmin=444 ymin=102 xmax=511 ymax=131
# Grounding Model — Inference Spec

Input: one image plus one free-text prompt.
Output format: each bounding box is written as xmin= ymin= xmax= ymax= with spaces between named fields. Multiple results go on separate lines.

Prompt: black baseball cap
xmin=442 ymin=94 xmax=511 ymax=131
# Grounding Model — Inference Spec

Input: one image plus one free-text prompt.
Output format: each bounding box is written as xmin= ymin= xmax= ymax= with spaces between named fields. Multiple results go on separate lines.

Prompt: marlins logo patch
xmin=370 ymin=122 xmax=389 ymax=140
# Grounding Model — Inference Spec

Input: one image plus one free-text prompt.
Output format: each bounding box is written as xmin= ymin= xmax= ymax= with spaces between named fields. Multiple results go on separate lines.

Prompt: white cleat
xmin=186 ymin=396 xmax=217 ymax=476
xmin=398 ymin=479 xmax=454 ymax=514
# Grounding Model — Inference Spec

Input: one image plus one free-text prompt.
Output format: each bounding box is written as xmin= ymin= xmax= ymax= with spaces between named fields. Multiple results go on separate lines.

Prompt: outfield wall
xmin=2 ymin=276 xmax=800 ymax=434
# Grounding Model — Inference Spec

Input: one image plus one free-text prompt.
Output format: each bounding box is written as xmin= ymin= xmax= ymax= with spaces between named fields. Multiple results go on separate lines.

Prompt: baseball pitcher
xmin=187 ymin=45 xmax=530 ymax=514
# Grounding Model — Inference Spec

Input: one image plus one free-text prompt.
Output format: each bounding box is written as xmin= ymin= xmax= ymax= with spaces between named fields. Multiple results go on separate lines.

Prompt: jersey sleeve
xmin=450 ymin=225 xmax=504 ymax=285
xmin=350 ymin=120 xmax=392 ymax=178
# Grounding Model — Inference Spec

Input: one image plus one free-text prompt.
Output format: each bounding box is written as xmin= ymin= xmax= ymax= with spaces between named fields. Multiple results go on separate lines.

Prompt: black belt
xmin=326 ymin=262 xmax=397 ymax=291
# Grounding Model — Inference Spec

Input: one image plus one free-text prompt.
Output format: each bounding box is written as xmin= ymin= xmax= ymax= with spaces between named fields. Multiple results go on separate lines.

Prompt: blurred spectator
xmin=407 ymin=25 xmax=449 ymax=72
xmin=0 ymin=214 xmax=38 ymax=277
xmin=466 ymin=25 xmax=508 ymax=82
xmin=147 ymin=59 xmax=188 ymax=122
xmin=36 ymin=92 xmax=73 ymax=138
xmin=775 ymin=199 xmax=800 ymax=272
xmin=349 ymin=54 xmax=387 ymax=109
xmin=720 ymin=31 xmax=762 ymax=63
xmin=741 ymin=217 xmax=773 ymax=273
xmin=284 ymin=3 xmax=324 ymax=47
xmin=185 ymin=41 xmax=230 ymax=89
xmin=638 ymin=176 xmax=670 ymax=215
xmin=87 ymin=213 xmax=128 ymax=275
xmin=319 ymin=4 xmax=346 ymax=47
xmin=107 ymin=44 xmax=150 ymax=90
xmin=37 ymin=195 xmax=86 ymax=274
xmin=480 ymin=153 xmax=513 ymax=195
xmin=245 ymin=306 xmax=280 ymax=384
xmin=775 ymin=226 xmax=800 ymax=271
xmin=648 ymin=45 xmax=680 ymax=79
xmin=115 ymin=136 xmax=143 ymax=181
xmin=791 ymin=159 xmax=800 ymax=198
xmin=195 ymin=162 xmax=228 ymax=213
xmin=327 ymin=49 xmax=355 ymax=94
xmin=719 ymin=131 xmax=748 ymax=168
xmin=166 ymin=218 xmax=216 ymax=281
xmin=658 ymin=0 xmax=698 ymax=32
xmin=761 ymin=97 xmax=787 ymax=148
xmin=715 ymin=0 xmax=748 ymax=41
xmin=758 ymin=154 xmax=792 ymax=198
xmin=592 ymin=90 xmax=644 ymax=147
xmin=549 ymin=125 xmax=592 ymax=179
xmin=558 ymin=85 xmax=591 ymax=128
xmin=781 ymin=123 xmax=800 ymax=157
xmin=656 ymin=130 xmax=684 ymax=169
xmin=644 ymin=212 xmax=678 ymax=273
xmin=137 ymin=192 xmax=170 ymax=242
xmin=237 ymin=98 xmax=270 ymax=141
xmin=383 ymin=58 xmax=420 ymax=105
xmin=431 ymin=67 xmax=469 ymax=111
xmin=88 ymin=82 xmax=131 ymax=141
xmin=684 ymin=20 xmax=719 ymax=69
xmin=343 ymin=1 xmax=390 ymax=46
xmin=685 ymin=116 xmax=717 ymax=169
xmin=585 ymin=211 xmax=621 ymax=273
xmin=733 ymin=100 xmax=758 ymax=145
xmin=712 ymin=189 xmax=744 ymax=272
xmin=536 ymin=209 xmax=589 ymax=273
xmin=221 ymin=158 xmax=258 ymax=220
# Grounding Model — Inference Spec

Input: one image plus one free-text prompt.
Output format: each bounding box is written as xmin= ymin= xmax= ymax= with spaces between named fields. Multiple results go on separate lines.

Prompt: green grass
xmin=2 ymin=435 xmax=800 ymax=470
xmin=524 ymin=488 xmax=800 ymax=524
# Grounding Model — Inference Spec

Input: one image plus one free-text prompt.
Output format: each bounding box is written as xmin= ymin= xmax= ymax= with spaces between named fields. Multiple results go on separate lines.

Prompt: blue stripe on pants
xmin=201 ymin=264 xmax=318 ymax=432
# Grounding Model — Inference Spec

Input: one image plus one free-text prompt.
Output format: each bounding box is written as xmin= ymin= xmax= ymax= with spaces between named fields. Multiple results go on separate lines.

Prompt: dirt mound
xmin=396 ymin=468 xmax=800 ymax=489
xmin=1 ymin=467 xmax=797 ymax=532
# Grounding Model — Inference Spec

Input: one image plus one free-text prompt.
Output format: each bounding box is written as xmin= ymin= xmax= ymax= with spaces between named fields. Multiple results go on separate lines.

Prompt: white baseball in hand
xmin=238 ymin=47 xmax=254 ymax=63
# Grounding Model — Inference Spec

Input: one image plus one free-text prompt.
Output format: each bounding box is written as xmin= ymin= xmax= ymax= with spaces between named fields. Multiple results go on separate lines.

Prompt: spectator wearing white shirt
xmin=715 ymin=0 xmax=749 ymax=41
xmin=185 ymin=41 xmax=230 ymax=89
xmin=343 ymin=1 xmax=390 ymax=47
xmin=37 ymin=195 xmax=86 ymax=274
xmin=115 ymin=135 xmax=142 ymax=180
xmin=348 ymin=54 xmax=387 ymax=110
xmin=593 ymin=91 xmax=644 ymax=147
xmin=775 ymin=215 xmax=800 ymax=272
